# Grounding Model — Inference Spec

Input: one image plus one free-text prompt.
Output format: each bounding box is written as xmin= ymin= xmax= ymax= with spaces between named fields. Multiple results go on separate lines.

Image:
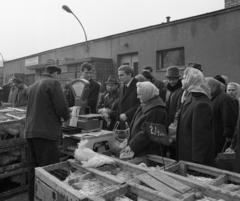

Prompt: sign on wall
xmin=25 ymin=56 xmax=38 ymax=67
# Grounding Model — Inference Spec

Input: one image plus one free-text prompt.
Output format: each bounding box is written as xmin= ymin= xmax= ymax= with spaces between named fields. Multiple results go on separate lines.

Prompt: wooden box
xmin=0 ymin=143 xmax=27 ymax=174
xmin=69 ymin=157 xmax=147 ymax=184
xmin=0 ymin=119 xmax=26 ymax=147
xmin=128 ymin=154 xmax=177 ymax=171
xmin=0 ymin=167 xmax=27 ymax=200
xmin=35 ymin=161 xmax=122 ymax=201
xmin=161 ymin=161 xmax=240 ymax=201
xmin=129 ymin=168 xmax=240 ymax=201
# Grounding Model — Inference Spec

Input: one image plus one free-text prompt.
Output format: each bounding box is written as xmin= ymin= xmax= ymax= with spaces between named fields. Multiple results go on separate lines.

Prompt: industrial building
xmin=3 ymin=1 xmax=240 ymax=88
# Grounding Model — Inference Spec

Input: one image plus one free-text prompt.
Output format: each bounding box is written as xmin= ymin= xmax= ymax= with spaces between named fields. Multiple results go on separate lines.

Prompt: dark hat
xmin=187 ymin=62 xmax=202 ymax=71
xmin=11 ymin=77 xmax=22 ymax=84
xmin=214 ymin=75 xmax=226 ymax=85
xmin=45 ymin=65 xmax=62 ymax=73
xmin=105 ymin=75 xmax=119 ymax=85
xmin=142 ymin=71 xmax=153 ymax=80
xmin=165 ymin=66 xmax=180 ymax=78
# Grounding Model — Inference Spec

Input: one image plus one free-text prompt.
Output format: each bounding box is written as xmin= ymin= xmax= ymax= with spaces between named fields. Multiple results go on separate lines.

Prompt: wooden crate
xmin=35 ymin=161 xmax=121 ymax=201
xmin=0 ymin=119 xmax=26 ymax=147
xmin=0 ymin=167 xmax=27 ymax=200
xmin=96 ymin=183 xmax=184 ymax=201
xmin=0 ymin=143 xmax=27 ymax=174
xmin=161 ymin=161 xmax=240 ymax=201
xmin=128 ymin=169 xmax=240 ymax=201
xmin=128 ymin=154 xmax=177 ymax=171
xmin=69 ymin=157 xmax=148 ymax=184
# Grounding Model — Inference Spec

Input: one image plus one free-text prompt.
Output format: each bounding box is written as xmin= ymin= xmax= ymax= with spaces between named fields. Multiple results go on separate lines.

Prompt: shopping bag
xmin=111 ymin=121 xmax=130 ymax=156
xmin=215 ymin=142 xmax=235 ymax=171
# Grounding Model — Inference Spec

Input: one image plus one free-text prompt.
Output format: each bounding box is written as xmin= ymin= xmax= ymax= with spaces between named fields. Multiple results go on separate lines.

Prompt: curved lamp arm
xmin=62 ymin=5 xmax=89 ymax=52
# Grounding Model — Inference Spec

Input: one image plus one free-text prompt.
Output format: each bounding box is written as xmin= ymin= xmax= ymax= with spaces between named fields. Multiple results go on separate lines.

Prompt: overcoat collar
xmin=141 ymin=96 xmax=165 ymax=114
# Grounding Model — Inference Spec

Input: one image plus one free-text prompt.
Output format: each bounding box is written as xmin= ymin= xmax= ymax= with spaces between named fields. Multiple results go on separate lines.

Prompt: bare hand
xmin=119 ymin=113 xmax=127 ymax=121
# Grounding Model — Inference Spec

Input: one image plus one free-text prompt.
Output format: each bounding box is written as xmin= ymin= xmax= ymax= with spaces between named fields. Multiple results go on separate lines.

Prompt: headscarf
xmin=135 ymin=74 xmax=146 ymax=82
xmin=136 ymin=81 xmax=159 ymax=104
xmin=182 ymin=67 xmax=211 ymax=99
xmin=205 ymin=77 xmax=222 ymax=99
xmin=227 ymin=82 xmax=240 ymax=100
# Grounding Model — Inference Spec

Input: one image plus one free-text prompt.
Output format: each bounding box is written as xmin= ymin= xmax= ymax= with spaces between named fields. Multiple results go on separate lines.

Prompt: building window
xmin=156 ymin=47 xmax=185 ymax=70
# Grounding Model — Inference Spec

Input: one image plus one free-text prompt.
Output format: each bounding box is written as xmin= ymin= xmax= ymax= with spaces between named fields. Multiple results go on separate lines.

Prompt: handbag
xmin=215 ymin=142 xmax=236 ymax=171
xmin=111 ymin=121 xmax=130 ymax=156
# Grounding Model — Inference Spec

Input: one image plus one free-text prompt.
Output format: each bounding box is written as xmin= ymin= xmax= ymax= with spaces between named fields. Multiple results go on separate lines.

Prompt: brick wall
xmin=225 ymin=0 xmax=240 ymax=8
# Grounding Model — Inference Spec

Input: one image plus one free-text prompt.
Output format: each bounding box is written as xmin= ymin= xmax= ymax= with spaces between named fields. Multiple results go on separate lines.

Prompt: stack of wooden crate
xmin=0 ymin=119 xmax=27 ymax=200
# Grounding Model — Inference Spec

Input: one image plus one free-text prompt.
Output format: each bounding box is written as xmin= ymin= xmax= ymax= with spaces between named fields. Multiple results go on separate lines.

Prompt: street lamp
xmin=0 ymin=53 xmax=4 ymax=68
xmin=62 ymin=5 xmax=89 ymax=52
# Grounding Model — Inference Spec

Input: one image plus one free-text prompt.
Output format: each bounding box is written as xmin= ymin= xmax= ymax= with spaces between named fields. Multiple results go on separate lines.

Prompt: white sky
xmin=0 ymin=0 xmax=224 ymax=62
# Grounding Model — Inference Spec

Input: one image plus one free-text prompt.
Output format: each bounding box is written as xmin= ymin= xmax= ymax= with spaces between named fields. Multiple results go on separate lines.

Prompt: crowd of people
xmin=1 ymin=62 xmax=240 ymax=200
xmin=97 ymin=63 xmax=240 ymax=175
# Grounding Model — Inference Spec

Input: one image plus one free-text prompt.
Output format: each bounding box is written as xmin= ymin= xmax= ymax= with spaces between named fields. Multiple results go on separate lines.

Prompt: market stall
xmin=0 ymin=107 xmax=27 ymax=199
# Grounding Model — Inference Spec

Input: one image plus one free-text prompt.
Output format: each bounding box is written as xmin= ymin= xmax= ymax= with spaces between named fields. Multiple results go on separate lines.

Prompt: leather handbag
xmin=215 ymin=142 xmax=236 ymax=171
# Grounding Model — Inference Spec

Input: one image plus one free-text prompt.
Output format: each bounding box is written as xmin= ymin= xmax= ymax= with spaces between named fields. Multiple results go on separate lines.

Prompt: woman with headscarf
xmin=205 ymin=77 xmax=238 ymax=158
xmin=120 ymin=81 xmax=167 ymax=157
xmin=227 ymin=82 xmax=240 ymax=109
xmin=177 ymin=68 xmax=215 ymax=167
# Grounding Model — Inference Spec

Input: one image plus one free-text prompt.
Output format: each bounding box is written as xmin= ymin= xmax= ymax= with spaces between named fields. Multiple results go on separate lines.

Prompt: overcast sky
xmin=0 ymin=0 xmax=224 ymax=63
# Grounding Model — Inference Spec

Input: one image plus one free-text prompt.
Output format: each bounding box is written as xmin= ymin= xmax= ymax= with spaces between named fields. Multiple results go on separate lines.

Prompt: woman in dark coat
xmin=205 ymin=77 xmax=238 ymax=157
xmin=177 ymin=68 xmax=215 ymax=167
xmin=120 ymin=81 xmax=167 ymax=157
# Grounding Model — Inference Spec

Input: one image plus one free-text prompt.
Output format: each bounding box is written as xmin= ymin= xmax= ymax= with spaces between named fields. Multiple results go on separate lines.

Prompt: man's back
xmin=25 ymin=74 xmax=69 ymax=140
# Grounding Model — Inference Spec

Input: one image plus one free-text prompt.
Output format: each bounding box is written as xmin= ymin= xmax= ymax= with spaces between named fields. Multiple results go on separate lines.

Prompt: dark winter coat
xmin=25 ymin=74 xmax=70 ymax=140
xmin=177 ymin=92 xmax=215 ymax=167
xmin=97 ymin=89 xmax=119 ymax=130
xmin=129 ymin=96 xmax=167 ymax=156
xmin=211 ymin=90 xmax=238 ymax=156
xmin=15 ymin=84 xmax=28 ymax=107
xmin=233 ymin=112 xmax=240 ymax=173
xmin=66 ymin=78 xmax=100 ymax=113
xmin=118 ymin=78 xmax=140 ymax=129
xmin=165 ymin=79 xmax=184 ymax=127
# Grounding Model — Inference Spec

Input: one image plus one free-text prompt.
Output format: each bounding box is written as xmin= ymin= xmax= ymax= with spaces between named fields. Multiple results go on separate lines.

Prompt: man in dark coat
xmin=66 ymin=62 xmax=100 ymax=113
xmin=97 ymin=75 xmax=119 ymax=130
xmin=25 ymin=65 xmax=70 ymax=201
xmin=165 ymin=66 xmax=183 ymax=127
xmin=165 ymin=66 xmax=184 ymax=159
xmin=118 ymin=65 xmax=140 ymax=129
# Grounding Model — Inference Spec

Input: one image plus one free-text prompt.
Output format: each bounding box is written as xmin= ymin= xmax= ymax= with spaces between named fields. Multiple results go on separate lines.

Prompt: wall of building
xmin=225 ymin=0 xmax=240 ymax=8
xmin=4 ymin=6 xmax=240 ymax=84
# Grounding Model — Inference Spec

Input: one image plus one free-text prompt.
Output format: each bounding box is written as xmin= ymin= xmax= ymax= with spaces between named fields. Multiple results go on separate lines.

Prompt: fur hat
xmin=165 ymin=66 xmax=180 ymax=78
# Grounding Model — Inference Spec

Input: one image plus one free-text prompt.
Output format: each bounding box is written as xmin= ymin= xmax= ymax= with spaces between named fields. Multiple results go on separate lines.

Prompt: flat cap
xmin=45 ymin=65 xmax=62 ymax=73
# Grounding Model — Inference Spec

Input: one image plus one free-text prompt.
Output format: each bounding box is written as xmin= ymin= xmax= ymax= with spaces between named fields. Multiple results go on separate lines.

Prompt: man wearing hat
xmin=25 ymin=65 xmax=70 ymax=201
xmin=165 ymin=66 xmax=184 ymax=159
xmin=66 ymin=62 xmax=100 ymax=113
xmin=98 ymin=75 xmax=119 ymax=130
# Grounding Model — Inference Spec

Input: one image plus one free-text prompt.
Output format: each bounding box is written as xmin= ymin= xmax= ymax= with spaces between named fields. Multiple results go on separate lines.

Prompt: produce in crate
xmin=138 ymin=162 xmax=161 ymax=171
xmin=74 ymin=139 xmax=115 ymax=168
xmin=187 ymin=174 xmax=214 ymax=184
xmin=114 ymin=196 xmax=133 ymax=201
xmin=63 ymin=170 xmax=85 ymax=184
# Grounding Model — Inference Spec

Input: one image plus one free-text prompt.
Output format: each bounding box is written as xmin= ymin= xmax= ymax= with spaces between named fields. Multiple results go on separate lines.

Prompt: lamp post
xmin=0 ymin=53 xmax=4 ymax=68
xmin=62 ymin=5 xmax=89 ymax=52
